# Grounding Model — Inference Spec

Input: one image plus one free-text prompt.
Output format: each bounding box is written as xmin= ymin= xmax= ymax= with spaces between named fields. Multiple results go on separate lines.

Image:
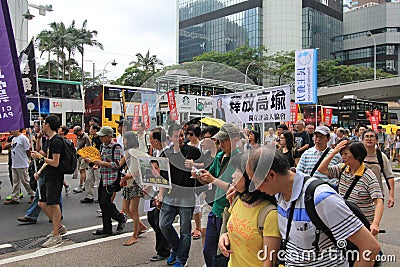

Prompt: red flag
xmin=167 ymin=90 xmax=178 ymax=121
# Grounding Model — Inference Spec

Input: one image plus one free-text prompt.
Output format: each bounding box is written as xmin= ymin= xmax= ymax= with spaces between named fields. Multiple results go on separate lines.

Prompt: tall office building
xmin=178 ymin=0 xmax=343 ymax=63
xmin=335 ymin=2 xmax=400 ymax=75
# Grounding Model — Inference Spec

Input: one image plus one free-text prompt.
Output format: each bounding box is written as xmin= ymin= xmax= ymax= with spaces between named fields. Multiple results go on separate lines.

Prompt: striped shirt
xmin=99 ymin=141 xmax=122 ymax=186
xmin=328 ymin=163 xmax=383 ymax=224
xmin=297 ymin=147 xmax=342 ymax=186
xmin=277 ymin=172 xmax=363 ymax=266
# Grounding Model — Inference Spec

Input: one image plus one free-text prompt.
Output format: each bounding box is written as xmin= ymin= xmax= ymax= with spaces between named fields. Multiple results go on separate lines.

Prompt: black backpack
xmin=57 ymin=136 xmax=77 ymax=174
xmin=304 ymin=173 xmax=371 ymax=266
xmin=364 ymin=148 xmax=391 ymax=191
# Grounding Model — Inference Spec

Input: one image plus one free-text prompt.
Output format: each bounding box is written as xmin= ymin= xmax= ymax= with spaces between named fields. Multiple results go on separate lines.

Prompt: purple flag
xmin=0 ymin=0 xmax=29 ymax=132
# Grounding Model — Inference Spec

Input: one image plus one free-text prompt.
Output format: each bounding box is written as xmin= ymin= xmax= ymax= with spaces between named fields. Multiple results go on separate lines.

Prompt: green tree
xmin=112 ymin=66 xmax=147 ymax=87
xmin=75 ymin=20 xmax=103 ymax=85
xmin=130 ymin=50 xmax=164 ymax=73
xmin=193 ymin=45 xmax=268 ymax=85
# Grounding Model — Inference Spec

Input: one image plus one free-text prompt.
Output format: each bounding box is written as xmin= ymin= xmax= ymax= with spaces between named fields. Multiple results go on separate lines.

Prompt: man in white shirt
xmin=5 ymin=129 xmax=35 ymax=204
xmin=264 ymin=127 xmax=278 ymax=145
xmin=137 ymin=122 xmax=150 ymax=153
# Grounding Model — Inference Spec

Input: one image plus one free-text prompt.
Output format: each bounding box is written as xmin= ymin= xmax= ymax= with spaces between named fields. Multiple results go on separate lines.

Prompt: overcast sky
xmin=28 ymin=0 xmax=177 ymax=80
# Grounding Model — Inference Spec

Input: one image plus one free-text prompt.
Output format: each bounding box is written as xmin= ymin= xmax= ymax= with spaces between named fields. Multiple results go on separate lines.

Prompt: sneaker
xmin=167 ymin=252 xmax=177 ymax=265
xmin=41 ymin=235 xmax=62 ymax=248
xmin=5 ymin=195 xmax=11 ymax=201
xmin=172 ymin=262 xmax=183 ymax=267
xmin=19 ymin=192 xmax=23 ymax=199
xmin=65 ymin=185 xmax=71 ymax=195
xmin=46 ymin=225 xmax=67 ymax=237
xmin=4 ymin=199 xmax=19 ymax=205
xmin=150 ymin=255 xmax=168 ymax=262
xmin=80 ymin=198 xmax=94 ymax=203
xmin=73 ymin=186 xmax=83 ymax=193
xmin=17 ymin=216 xmax=37 ymax=224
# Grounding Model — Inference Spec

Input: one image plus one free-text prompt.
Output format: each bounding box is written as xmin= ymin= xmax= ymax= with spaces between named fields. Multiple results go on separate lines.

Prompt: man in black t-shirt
xmin=31 ymin=115 xmax=67 ymax=248
xmin=293 ymin=120 xmax=311 ymax=165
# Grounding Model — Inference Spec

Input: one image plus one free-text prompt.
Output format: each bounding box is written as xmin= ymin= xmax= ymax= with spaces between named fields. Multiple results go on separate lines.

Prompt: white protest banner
xmin=295 ymin=49 xmax=318 ymax=104
xmin=212 ymin=85 xmax=291 ymax=124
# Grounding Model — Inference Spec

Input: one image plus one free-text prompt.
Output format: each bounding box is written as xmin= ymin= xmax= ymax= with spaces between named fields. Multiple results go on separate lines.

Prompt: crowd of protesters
xmin=0 ymin=116 xmax=397 ymax=267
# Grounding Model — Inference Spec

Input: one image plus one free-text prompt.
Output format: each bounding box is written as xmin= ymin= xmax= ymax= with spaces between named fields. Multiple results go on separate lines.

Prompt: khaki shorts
xmin=78 ymin=157 xmax=89 ymax=170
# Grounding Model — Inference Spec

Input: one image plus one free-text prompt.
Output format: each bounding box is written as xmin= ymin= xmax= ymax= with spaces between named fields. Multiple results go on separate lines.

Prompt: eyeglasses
xmin=364 ymin=135 xmax=376 ymax=139
xmin=187 ymin=132 xmax=195 ymax=136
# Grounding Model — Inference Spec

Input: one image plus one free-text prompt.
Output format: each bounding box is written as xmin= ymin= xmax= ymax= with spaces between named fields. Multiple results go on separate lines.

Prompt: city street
xmin=0 ymin=154 xmax=399 ymax=266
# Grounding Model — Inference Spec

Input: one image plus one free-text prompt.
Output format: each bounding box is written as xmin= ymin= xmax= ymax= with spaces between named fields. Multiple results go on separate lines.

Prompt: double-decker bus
xmin=84 ymin=84 xmax=157 ymax=135
xmin=338 ymin=96 xmax=389 ymax=128
xmin=25 ymin=78 xmax=84 ymax=128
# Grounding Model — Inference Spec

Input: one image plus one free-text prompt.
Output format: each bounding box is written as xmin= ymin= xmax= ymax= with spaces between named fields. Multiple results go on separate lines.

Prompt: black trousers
xmin=147 ymin=207 xmax=170 ymax=257
xmin=98 ymin=183 xmax=124 ymax=232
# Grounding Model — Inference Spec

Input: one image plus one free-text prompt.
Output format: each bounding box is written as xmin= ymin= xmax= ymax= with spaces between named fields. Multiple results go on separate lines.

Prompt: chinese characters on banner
xmin=295 ymin=49 xmax=318 ymax=104
xmin=323 ymin=108 xmax=333 ymax=126
xmin=366 ymin=110 xmax=380 ymax=132
xmin=0 ymin=0 xmax=29 ymax=132
xmin=166 ymin=90 xmax=178 ymax=121
xmin=142 ymin=101 xmax=150 ymax=129
xmin=132 ymin=104 xmax=140 ymax=130
xmin=290 ymin=102 xmax=298 ymax=124
xmin=212 ymin=85 xmax=290 ymax=124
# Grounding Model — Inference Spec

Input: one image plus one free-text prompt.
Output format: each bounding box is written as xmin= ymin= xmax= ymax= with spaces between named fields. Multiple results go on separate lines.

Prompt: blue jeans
xmin=159 ymin=203 xmax=194 ymax=265
xmin=203 ymin=211 xmax=223 ymax=267
xmin=25 ymin=177 xmax=63 ymax=220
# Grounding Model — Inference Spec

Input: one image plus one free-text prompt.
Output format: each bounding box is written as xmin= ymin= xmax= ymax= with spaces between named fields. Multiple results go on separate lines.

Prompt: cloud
xmin=28 ymin=0 xmax=176 ymax=79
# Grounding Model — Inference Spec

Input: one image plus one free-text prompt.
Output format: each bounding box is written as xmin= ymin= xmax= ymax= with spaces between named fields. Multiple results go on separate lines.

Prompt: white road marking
xmin=0 ymin=215 xmax=146 ymax=263
xmin=0 ymin=218 xmax=183 ymax=265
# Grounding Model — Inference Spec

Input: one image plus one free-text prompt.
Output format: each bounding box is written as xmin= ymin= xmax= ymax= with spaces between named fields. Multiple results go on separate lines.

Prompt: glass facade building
xmin=178 ymin=0 xmax=343 ymax=63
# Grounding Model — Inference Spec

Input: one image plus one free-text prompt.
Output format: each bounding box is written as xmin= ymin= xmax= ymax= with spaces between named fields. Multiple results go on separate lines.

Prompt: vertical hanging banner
xmin=323 ymin=108 xmax=333 ymax=126
xmin=0 ymin=0 xmax=29 ymax=132
xmin=290 ymin=102 xmax=298 ymax=124
xmin=295 ymin=49 xmax=318 ymax=104
xmin=132 ymin=104 xmax=140 ymax=130
xmin=142 ymin=101 xmax=150 ymax=129
xmin=19 ymin=38 xmax=37 ymax=95
xmin=166 ymin=90 xmax=178 ymax=121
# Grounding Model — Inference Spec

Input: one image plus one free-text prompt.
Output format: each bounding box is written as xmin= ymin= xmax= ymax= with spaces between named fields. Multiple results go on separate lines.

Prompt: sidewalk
xmin=0 ymin=153 xmax=7 ymax=164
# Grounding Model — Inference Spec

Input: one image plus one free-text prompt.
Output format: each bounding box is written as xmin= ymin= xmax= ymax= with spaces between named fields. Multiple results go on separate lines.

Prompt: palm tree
xmin=130 ymin=50 xmax=163 ymax=73
xmin=65 ymin=21 xmax=80 ymax=80
xmin=76 ymin=20 xmax=103 ymax=87
xmin=36 ymin=30 xmax=54 ymax=78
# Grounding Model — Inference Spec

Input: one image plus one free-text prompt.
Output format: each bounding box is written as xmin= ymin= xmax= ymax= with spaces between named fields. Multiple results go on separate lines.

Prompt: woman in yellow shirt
xmin=219 ymin=152 xmax=281 ymax=267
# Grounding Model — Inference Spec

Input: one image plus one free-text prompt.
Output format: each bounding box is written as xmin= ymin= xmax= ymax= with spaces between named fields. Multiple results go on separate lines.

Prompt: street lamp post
xmin=245 ymin=61 xmax=257 ymax=84
xmin=102 ymin=59 xmax=118 ymax=81
xmin=367 ymin=31 xmax=377 ymax=80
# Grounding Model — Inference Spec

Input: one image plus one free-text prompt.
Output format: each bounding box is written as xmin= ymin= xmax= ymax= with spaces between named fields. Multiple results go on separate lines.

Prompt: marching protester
xmin=218 ymin=152 xmax=281 ymax=267
xmin=278 ymin=130 xmax=295 ymax=168
xmin=248 ymin=146 xmax=380 ymax=266
xmin=31 ymin=115 xmax=67 ymax=248
xmin=147 ymin=127 xmax=171 ymax=262
xmin=4 ymin=129 xmax=35 ymax=205
xmin=72 ymin=126 xmax=91 ymax=193
xmin=137 ymin=122 xmax=151 ymax=154
xmin=317 ymin=140 xmax=384 ymax=235
xmin=362 ymin=129 xmax=395 ymax=208
xmin=87 ymin=126 xmax=126 ymax=235
xmin=194 ymin=123 xmax=241 ymax=267
xmin=296 ymin=126 xmax=342 ymax=186
xmin=157 ymin=124 xmax=201 ymax=267
xmin=81 ymin=124 xmax=102 ymax=203
xmin=293 ymin=120 xmax=311 ymax=165
xmin=119 ymin=131 xmax=148 ymax=246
